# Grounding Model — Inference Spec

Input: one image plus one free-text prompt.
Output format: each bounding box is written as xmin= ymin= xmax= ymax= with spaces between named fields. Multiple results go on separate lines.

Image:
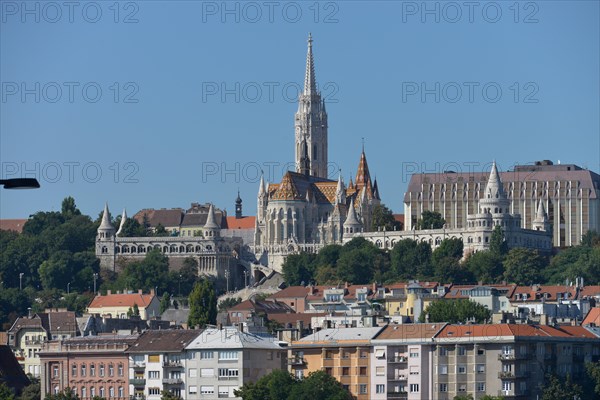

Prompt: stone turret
xmin=343 ymin=198 xmax=362 ymax=237
xmin=204 ymin=204 xmax=221 ymax=238
xmin=533 ymin=199 xmax=551 ymax=232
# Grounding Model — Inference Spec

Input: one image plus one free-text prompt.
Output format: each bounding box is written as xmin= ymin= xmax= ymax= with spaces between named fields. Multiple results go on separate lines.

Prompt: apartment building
xmin=8 ymin=310 xmax=78 ymax=378
xmin=87 ymin=290 xmax=160 ymax=320
xmin=289 ymin=327 xmax=384 ymax=400
xmin=126 ymin=330 xmax=200 ymax=399
xmin=371 ymin=323 xmax=447 ymax=400
xmin=39 ymin=334 xmax=137 ymax=400
xmin=184 ymin=326 xmax=286 ymax=399
xmin=433 ymin=324 xmax=600 ymax=399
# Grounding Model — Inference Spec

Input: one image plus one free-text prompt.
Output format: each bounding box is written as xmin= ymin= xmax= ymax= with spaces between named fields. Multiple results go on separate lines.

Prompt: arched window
xmin=115 ymin=247 xmax=121 ymax=254
xmin=163 ymin=246 xmax=169 ymax=253
xmin=122 ymin=245 xmax=129 ymax=253
xmin=130 ymin=246 xmax=137 ymax=253
xmin=101 ymin=246 xmax=108 ymax=254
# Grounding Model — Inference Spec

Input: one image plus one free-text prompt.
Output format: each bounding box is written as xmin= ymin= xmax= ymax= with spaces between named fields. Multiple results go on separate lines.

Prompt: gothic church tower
xmin=295 ymin=33 xmax=328 ymax=178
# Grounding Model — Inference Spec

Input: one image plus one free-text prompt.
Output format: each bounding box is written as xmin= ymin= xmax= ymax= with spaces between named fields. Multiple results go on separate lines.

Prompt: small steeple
xmin=98 ymin=202 xmax=115 ymax=240
xmin=335 ymin=171 xmax=346 ymax=204
xmin=235 ymin=190 xmax=243 ymax=219
xmin=533 ymin=199 xmax=550 ymax=231
xmin=116 ymin=208 xmax=127 ymax=236
xmin=258 ymin=173 xmax=266 ymax=198
xmin=204 ymin=204 xmax=221 ymax=238
xmin=355 ymin=146 xmax=372 ymax=192
xmin=485 ymin=160 xmax=507 ymax=200
xmin=304 ymin=33 xmax=317 ymax=96
xmin=343 ymin=198 xmax=362 ymax=237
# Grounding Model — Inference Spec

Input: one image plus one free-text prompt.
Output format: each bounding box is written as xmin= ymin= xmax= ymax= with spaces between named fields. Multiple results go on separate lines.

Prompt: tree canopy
xmin=419 ymin=299 xmax=491 ymax=324
xmin=416 ymin=210 xmax=445 ymax=230
xmin=188 ymin=279 xmax=217 ymax=328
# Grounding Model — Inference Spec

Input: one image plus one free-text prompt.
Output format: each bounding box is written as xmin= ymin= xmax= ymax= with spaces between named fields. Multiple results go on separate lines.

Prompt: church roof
xmin=99 ymin=203 xmax=114 ymax=230
xmin=355 ymin=150 xmax=372 ymax=192
xmin=272 ymin=172 xmax=304 ymax=201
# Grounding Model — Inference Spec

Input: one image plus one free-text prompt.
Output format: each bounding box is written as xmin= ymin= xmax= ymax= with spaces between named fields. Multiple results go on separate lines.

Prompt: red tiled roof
xmin=437 ymin=324 xmax=598 ymax=339
xmin=0 ymin=219 xmax=27 ymax=233
xmin=444 ymin=284 xmax=516 ymax=299
xmin=583 ymin=308 xmax=600 ymax=327
xmin=223 ymin=216 xmax=255 ymax=230
xmin=268 ymin=286 xmax=310 ymax=300
xmin=88 ymin=293 xmax=156 ymax=309
xmin=580 ymin=286 xmax=600 ymax=297
xmin=510 ymin=285 xmax=577 ymax=302
xmin=376 ymin=323 xmax=446 ymax=340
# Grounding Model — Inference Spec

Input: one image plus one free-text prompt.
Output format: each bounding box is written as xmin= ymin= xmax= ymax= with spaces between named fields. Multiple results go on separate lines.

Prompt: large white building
xmin=253 ymin=35 xmax=381 ymax=270
xmin=351 ymin=162 xmax=553 ymax=256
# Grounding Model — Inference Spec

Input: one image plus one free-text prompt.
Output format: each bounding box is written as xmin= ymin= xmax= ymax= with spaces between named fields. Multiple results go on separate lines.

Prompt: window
xmin=502 ymin=345 xmax=513 ymax=355
xmin=477 ymin=383 xmax=486 ymax=392
xmin=477 ymin=348 xmax=485 ymax=355
xmin=359 ymin=350 xmax=368 ymax=358
xmin=200 ymin=368 xmax=214 ymax=377
xmin=376 ymin=384 xmax=385 ymax=394
xmin=502 ymin=381 xmax=512 ymax=392
xmin=439 ymin=384 xmax=447 ymax=392
xmin=118 ymin=387 xmax=124 ymax=398
xmin=409 ymin=348 xmax=419 ymax=358
xmin=439 ymin=347 xmax=448 ymax=356
xmin=118 ymin=363 xmax=124 ymax=376
xmin=325 ymin=367 xmax=333 ymax=376
xmin=108 ymin=364 xmax=114 ymax=377
xmin=90 ymin=364 xmax=95 ymax=377
xmin=90 ymin=387 xmax=95 ymax=397
xmin=200 ymin=386 xmax=214 ymax=395
xmin=342 ymin=367 xmax=349 ymax=376
xmin=295 ymin=369 xmax=304 ymax=379
xmin=109 ymin=387 xmax=115 ymax=398
xmin=457 ymin=365 xmax=467 ymax=374
xmin=376 ymin=366 xmax=385 ymax=376
xmin=218 ymin=351 xmax=238 ymax=360
xmin=189 ymin=368 xmax=197 ymax=378
xmin=149 ymin=371 xmax=160 ymax=379
xmin=71 ymin=364 xmax=77 ymax=377
xmin=458 ymin=384 xmax=467 ymax=392
xmin=53 ymin=366 xmax=58 ymax=377
xmin=359 ymin=367 xmax=367 ymax=376
xmin=359 ymin=384 xmax=367 ymax=394
xmin=438 ymin=365 xmax=448 ymax=375
xmin=218 ymin=368 xmax=239 ymax=378
xmin=99 ymin=387 xmax=105 ymax=398
xmin=148 ymin=354 xmax=160 ymax=363
xmin=410 ymin=384 xmax=419 ymax=393
xmin=189 ymin=386 xmax=197 ymax=394
xmin=99 ymin=364 xmax=105 ymax=377
xmin=341 ymin=350 xmax=349 ymax=359
xmin=149 ymin=388 xmax=160 ymax=395
xmin=219 ymin=386 xmax=233 ymax=396
xmin=409 ymin=366 xmax=419 ymax=375
xmin=457 ymin=346 xmax=466 ymax=356
xmin=81 ymin=388 xmax=86 ymax=398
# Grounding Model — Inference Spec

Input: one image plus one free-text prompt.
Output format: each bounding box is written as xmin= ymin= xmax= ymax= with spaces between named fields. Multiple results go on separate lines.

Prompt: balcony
xmin=25 ymin=340 xmax=42 ymax=346
xmin=288 ymin=357 xmax=305 ymax=366
xmin=388 ymin=356 xmax=408 ymax=363
xmin=387 ymin=391 xmax=408 ymax=399
xmin=132 ymin=362 xmax=146 ymax=369
xmin=129 ymin=395 xmax=145 ymax=400
xmin=218 ymin=375 xmax=239 ymax=381
xmin=499 ymin=371 xmax=530 ymax=379
xmin=129 ymin=378 xmax=146 ymax=386
xmin=388 ymin=375 xmax=407 ymax=381
xmin=162 ymin=360 xmax=183 ymax=368
xmin=497 ymin=390 xmax=530 ymax=398
xmin=162 ymin=378 xmax=183 ymax=385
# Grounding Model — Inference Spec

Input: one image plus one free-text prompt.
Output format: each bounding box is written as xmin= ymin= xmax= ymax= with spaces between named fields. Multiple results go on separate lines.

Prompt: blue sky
xmin=1 ymin=1 xmax=599 ymax=219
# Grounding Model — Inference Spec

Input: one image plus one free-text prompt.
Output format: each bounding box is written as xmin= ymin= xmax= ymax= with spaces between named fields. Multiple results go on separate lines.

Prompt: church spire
xmin=304 ymin=33 xmax=317 ymax=96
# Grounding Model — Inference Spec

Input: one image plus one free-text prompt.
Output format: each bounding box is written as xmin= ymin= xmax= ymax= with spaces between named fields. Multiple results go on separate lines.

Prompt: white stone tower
xmin=96 ymin=203 xmax=116 ymax=270
xmin=295 ymin=33 xmax=328 ymax=178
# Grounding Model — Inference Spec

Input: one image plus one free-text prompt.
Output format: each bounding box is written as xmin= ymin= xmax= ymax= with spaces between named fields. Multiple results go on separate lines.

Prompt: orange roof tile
xmin=375 ymin=323 xmax=446 ymax=340
xmin=224 ymin=216 xmax=255 ymax=229
xmin=580 ymin=286 xmax=600 ymax=297
xmin=510 ymin=285 xmax=577 ymax=302
xmin=0 ymin=219 xmax=27 ymax=233
xmin=437 ymin=324 xmax=599 ymax=339
xmin=582 ymin=308 xmax=600 ymax=327
xmin=88 ymin=293 xmax=155 ymax=309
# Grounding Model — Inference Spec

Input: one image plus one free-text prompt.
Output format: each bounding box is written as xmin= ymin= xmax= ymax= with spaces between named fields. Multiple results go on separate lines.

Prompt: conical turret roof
xmin=204 ymin=204 xmax=221 ymax=229
xmin=99 ymin=203 xmax=114 ymax=230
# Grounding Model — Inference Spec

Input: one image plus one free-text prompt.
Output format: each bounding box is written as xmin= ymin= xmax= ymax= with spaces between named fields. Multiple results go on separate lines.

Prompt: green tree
xmin=44 ymin=387 xmax=80 ymax=400
xmin=218 ymin=297 xmax=242 ymax=312
xmin=432 ymin=238 xmax=463 ymax=265
xmin=0 ymin=382 xmax=16 ymax=400
xmin=314 ymin=264 xmax=338 ymax=285
xmin=370 ymin=203 xmax=400 ymax=231
xmin=541 ymin=374 xmax=582 ymax=400
xmin=115 ymin=249 xmax=169 ymax=292
xmin=503 ymin=248 xmax=546 ymax=285
xmin=463 ymin=250 xmax=504 ymax=283
xmin=434 ymin=256 xmax=474 ymax=284
xmin=188 ymin=279 xmax=217 ymax=328
xmin=416 ymin=210 xmax=445 ymax=230
xmin=18 ymin=381 xmax=41 ymax=400
xmin=489 ymin=225 xmax=508 ymax=257
xmin=586 ymin=361 xmax=600 ymax=397
xmin=289 ymin=370 xmax=354 ymax=400
xmin=419 ymin=299 xmax=491 ymax=324
xmin=160 ymin=390 xmax=181 ymax=400
xmin=160 ymin=292 xmax=171 ymax=313
xmin=453 ymin=395 xmax=474 ymax=400
xmin=153 ymin=224 xmax=169 ymax=237
xmin=119 ymin=218 xmax=147 ymax=237
xmin=390 ymin=239 xmax=432 ymax=280
xmin=61 ymin=196 xmax=81 ymax=220
xmin=132 ymin=303 xmax=140 ymax=316
xmin=282 ymin=253 xmax=315 ymax=286
xmin=234 ymin=369 xmax=297 ymax=400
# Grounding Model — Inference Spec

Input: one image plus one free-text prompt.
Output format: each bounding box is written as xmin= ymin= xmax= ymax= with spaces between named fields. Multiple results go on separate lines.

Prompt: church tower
xmin=295 ymin=33 xmax=328 ymax=178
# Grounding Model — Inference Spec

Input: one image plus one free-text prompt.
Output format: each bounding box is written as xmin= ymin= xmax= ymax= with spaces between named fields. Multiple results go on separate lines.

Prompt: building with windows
xmin=125 ymin=330 xmax=200 ymax=400
xmin=288 ymin=327 xmax=384 ymax=400
xmin=8 ymin=310 xmax=78 ymax=378
xmin=253 ymin=35 xmax=381 ymax=270
xmin=39 ymin=335 xmax=137 ymax=400
xmin=351 ymin=162 xmax=553 ymax=257
xmin=184 ymin=326 xmax=286 ymax=399
xmin=87 ymin=289 xmax=160 ymax=320
xmin=403 ymin=160 xmax=600 ymax=247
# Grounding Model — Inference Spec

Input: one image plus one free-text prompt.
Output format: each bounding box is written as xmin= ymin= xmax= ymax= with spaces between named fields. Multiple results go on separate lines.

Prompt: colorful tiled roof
xmin=223 ymin=216 xmax=256 ymax=230
xmin=272 ymin=172 xmax=304 ymax=201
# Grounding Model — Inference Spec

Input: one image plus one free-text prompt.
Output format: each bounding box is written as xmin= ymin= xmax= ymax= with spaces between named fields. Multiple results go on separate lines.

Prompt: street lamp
xmin=67 ymin=282 xmax=71 ymax=294
xmin=243 ymin=270 xmax=248 ymax=289
xmin=19 ymin=273 xmax=24 ymax=290
xmin=0 ymin=178 xmax=40 ymax=189
xmin=178 ymin=274 xmax=182 ymax=297
xmin=93 ymin=273 xmax=98 ymax=294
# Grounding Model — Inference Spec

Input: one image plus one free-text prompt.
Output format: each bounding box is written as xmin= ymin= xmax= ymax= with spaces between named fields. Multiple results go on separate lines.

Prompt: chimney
xmin=107 ymin=290 xmax=111 ymax=295
xmin=138 ymin=289 xmax=143 ymax=294
xmin=345 ymin=282 xmax=349 ymax=289
xmin=372 ymin=282 xmax=377 ymax=292
xmin=296 ymin=320 xmax=304 ymax=333
xmin=150 ymin=288 xmax=155 ymax=295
